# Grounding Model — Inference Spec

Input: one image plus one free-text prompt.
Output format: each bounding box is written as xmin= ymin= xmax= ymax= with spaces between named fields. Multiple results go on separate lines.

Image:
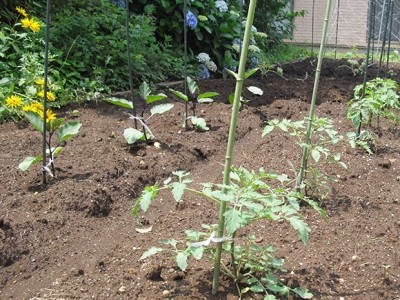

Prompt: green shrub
xmin=48 ymin=0 xmax=184 ymax=90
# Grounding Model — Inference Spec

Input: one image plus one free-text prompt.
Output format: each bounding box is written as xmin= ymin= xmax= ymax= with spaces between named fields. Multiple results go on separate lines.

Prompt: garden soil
xmin=1 ymin=58 xmax=400 ymax=300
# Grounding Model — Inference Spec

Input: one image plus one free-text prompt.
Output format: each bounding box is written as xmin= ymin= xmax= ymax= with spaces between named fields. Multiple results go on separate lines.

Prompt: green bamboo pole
xmin=295 ymin=0 xmax=333 ymax=191
xmin=212 ymin=0 xmax=257 ymax=294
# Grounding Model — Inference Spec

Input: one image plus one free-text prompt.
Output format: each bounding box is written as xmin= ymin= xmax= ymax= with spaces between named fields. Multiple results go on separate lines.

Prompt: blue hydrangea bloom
xmin=186 ymin=11 xmax=198 ymax=29
xmin=251 ymin=56 xmax=259 ymax=67
xmin=199 ymin=65 xmax=210 ymax=80
xmin=109 ymin=0 xmax=126 ymax=7
xmin=215 ymin=0 xmax=229 ymax=13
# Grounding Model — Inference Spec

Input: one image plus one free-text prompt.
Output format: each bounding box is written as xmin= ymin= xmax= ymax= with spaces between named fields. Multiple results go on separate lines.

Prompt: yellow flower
xmin=44 ymin=109 xmax=57 ymax=122
xmin=21 ymin=17 xmax=41 ymax=32
xmin=35 ymin=78 xmax=45 ymax=87
xmin=23 ymin=102 xmax=44 ymax=113
xmin=5 ymin=95 xmax=23 ymax=108
xmin=16 ymin=6 xmax=28 ymax=18
xmin=37 ymin=90 xmax=56 ymax=101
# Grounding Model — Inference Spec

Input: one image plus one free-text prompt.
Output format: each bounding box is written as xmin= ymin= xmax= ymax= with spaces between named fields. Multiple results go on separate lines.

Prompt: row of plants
xmin=2 ymin=2 xmax=400 ymax=300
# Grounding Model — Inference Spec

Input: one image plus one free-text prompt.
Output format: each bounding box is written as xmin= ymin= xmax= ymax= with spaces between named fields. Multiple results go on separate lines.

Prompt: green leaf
xmin=247 ymin=86 xmax=263 ymax=95
xmin=197 ymin=98 xmax=214 ymax=103
xmin=104 ymin=97 xmax=133 ymax=109
xmin=19 ymin=155 xmax=42 ymax=171
xmin=226 ymin=69 xmax=238 ymax=79
xmin=24 ymin=111 xmax=43 ymax=133
xmin=146 ymin=93 xmax=167 ymax=105
xmin=123 ymin=128 xmax=144 ymax=144
xmin=245 ymin=67 xmax=259 ymax=79
xmin=138 ymin=184 xmax=159 ymax=213
xmin=191 ymin=116 xmax=209 ymax=132
xmin=262 ymin=125 xmax=275 ymax=137
xmin=0 ymin=77 xmax=11 ymax=86
xmin=187 ymin=76 xmax=199 ymax=96
xmin=176 ymin=252 xmax=188 ymax=271
xmin=171 ymin=182 xmax=186 ymax=203
xmin=190 ymin=246 xmax=204 ymax=260
xmin=198 ymin=92 xmax=219 ymax=99
xmin=263 ymin=296 xmax=277 ymax=300
xmin=150 ymin=103 xmax=174 ymax=115
xmin=287 ymin=216 xmax=310 ymax=244
xmin=49 ymin=118 xmax=65 ymax=132
xmin=225 ymin=209 xmax=243 ymax=235
xmin=311 ymin=149 xmax=321 ymax=162
xmin=140 ymin=247 xmax=164 ymax=260
xmin=57 ymin=121 xmax=82 ymax=142
xmin=292 ymin=287 xmax=314 ymax=299
xmin=249 ymin=284 xmax=264 ymax=293
xmin=170 ymin=89 xmax=189 ymax=102
xmin=139 ymin=81 xmax=151 ymax=100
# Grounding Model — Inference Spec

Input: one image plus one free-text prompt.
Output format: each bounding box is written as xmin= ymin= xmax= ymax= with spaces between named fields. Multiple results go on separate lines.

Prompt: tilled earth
xmin=1 ymin=58 xmax=400 ymax=299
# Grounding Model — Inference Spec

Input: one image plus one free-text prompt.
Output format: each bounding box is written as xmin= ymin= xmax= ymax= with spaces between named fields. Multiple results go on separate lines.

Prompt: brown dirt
xmin=1 ymin=58 xmax=400 ymax=300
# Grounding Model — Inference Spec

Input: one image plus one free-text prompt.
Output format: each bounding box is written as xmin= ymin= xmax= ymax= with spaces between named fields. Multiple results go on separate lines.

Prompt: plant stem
xmin=295 ymin=0 xmax=332 ymax=191
xmin=212 ymin=0 xmax=257 ymax=294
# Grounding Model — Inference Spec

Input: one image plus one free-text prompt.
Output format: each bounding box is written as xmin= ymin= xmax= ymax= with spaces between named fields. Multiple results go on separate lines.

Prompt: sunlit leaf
xmin=139 ymin=81 xmax=151 ymax=100
xmin=123 ymin=128 xmax=144 ymax=144
xmin=225 ymin=209 xmax=243 ymax=235
xmin=140 ymin=247 xmax=164 ymax=260
xmin=191 ymin=116 xmax=209 ymax=132
xmin=292 ymin=287 xmax=314 ymax=299
xmin=176 ymin=252 xmax=188 ymax=271
xmin=190 ymin=246 xmax=204 ymax=260
xmin=287 ymin=216 xmax=310 ymax=244
xmin=150 ymin=103 xmax=174 ymax=115
xmin=140 ymin=184 xmax=159 ymax=213
xmin=24 ymin=111 xmax=43 ymax=133
xmin=262 ymin=125 xmax=275 ymax=137
xmin=104 ymin=97 xmax=133 ymax=109
xmin=197 ymin=98 xmax=214 ymax=103
xmin=171 ymin=182 xmax=186 ymax=203
xmin=57 ymin=121 xmax=82 ymax=142
xmin=187 ymin=76 xmax=199 ymax=96
xmin=19 ymin=155 xmax=42 ymax=171
xmin=146 ymin=93 xmax=167 ymax=105
xmin=247 ymin=86 xmax=263 ymax=95
xmin=169 ymin=89 xmax=189 ymax=102
xmin=49 ymin=118 xmax=65 ymax=132
xmin=198 ymin=92 xmax=219 ymax=99
xmin=311 ymin=149 xmax=321 ymax=162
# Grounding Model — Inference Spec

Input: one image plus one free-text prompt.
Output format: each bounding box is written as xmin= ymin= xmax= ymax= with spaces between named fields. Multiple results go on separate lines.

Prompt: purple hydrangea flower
xmin=186 ymin=11 xmax=198 ymax=29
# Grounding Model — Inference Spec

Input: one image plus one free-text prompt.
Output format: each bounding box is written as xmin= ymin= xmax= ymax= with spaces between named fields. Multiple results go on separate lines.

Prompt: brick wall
xmin=292 ymin=0 xmax=369 ymax=48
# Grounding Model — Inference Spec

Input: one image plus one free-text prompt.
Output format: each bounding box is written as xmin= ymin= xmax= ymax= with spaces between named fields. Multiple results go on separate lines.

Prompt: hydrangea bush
xmin=134 ymin=0 xmax=303 ymax=79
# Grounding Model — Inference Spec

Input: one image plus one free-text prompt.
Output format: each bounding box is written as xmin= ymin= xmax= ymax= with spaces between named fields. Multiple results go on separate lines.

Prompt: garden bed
xmin=1 ymin=58 xmax=399 ymax=299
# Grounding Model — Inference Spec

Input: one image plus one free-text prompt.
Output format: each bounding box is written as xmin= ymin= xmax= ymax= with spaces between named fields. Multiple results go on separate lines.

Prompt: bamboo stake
xmin=295 ymin=0 xmax=333 ymax=191
xmin=212 ymin=0 xmax=257 ymax=294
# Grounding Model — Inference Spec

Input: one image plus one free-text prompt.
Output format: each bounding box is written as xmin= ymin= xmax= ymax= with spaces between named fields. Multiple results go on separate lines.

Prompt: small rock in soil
xmin=378 ymin=159 xmax=391 ymax=169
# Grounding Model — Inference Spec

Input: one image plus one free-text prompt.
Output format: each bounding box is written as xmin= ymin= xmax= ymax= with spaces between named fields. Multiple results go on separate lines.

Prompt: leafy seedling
xmin=169 ymin=76 xmax=218 ymax=131
xmin=105 ymin=81 xmax=173 ymax=145
xmin=19 ymin=111 xmax=82 ymax=177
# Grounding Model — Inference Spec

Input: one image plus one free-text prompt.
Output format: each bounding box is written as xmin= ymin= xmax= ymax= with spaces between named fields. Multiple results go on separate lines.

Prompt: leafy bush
xmin=48 ymin=0 xmax=184 ymax=90
xmin=0 ymin=6 xmax=64 ymax=122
